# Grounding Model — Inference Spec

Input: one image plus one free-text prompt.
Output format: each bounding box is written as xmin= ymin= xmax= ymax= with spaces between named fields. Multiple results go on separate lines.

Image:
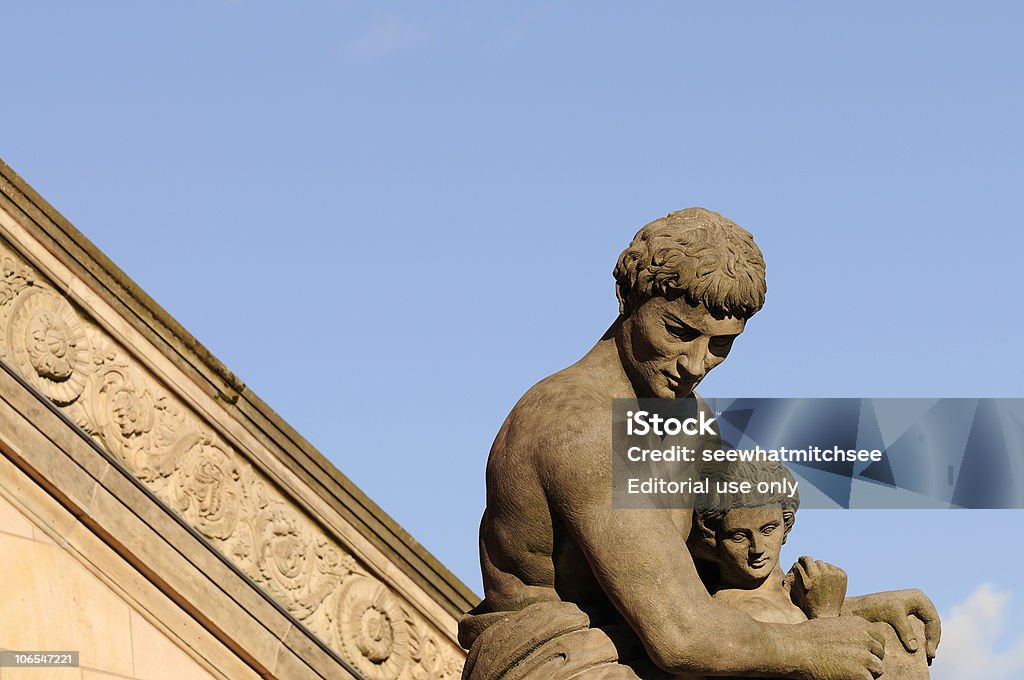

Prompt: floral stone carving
xmin=0 ymin=235 xmax=463 ymax=679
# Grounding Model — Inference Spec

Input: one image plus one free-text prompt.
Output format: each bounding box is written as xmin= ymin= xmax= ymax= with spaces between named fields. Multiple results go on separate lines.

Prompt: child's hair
xmin=693 ymin=459 xmax=800 ymax=546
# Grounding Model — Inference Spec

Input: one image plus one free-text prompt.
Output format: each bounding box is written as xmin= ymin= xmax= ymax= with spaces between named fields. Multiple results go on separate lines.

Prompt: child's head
xmin=692 ymin=460 xmax=800 ymax=589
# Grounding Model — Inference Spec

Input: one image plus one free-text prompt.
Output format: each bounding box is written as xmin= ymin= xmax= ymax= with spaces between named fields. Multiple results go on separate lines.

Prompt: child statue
xmin=688 ymin=459 xmax=930 ymax=679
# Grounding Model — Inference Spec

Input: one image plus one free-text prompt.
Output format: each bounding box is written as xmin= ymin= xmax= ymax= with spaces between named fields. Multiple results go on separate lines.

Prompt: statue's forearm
xmin=840 ymin=591 xmax=914 ymax=619
xmin=643 ymin=614 xmax=810 ymax=677
xmin=838 ymin=589 xmax=940 ymax=661
xmin=840 ymin=593 xmax=870 ymax=617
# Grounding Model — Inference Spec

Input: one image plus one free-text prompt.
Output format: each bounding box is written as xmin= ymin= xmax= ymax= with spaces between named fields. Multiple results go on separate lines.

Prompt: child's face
xmin=713 ymin=506 xmax=786 ymax=589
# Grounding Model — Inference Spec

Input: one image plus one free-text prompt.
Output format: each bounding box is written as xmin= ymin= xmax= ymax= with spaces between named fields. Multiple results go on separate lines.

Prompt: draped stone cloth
xmin=460 ymin=601 xmax=930 ymax=680
xmin=459 ymin=601 xmax=675 ymax=680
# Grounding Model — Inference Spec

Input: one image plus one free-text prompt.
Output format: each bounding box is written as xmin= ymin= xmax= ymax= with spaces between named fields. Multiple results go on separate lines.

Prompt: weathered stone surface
xmin=0 ymin=494 xmax=222 ymax=679
xmin=464 ymin=209 xmax=940 ymax=679
xmin=0 ymin=165 xmax=467 ymax=679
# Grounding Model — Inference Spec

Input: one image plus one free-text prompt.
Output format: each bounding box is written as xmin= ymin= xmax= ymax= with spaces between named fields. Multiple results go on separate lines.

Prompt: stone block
xmin=0 ymin=534 xmax=133 ymax=676
xmin=129 ymin=611 xmax=213 ymax=680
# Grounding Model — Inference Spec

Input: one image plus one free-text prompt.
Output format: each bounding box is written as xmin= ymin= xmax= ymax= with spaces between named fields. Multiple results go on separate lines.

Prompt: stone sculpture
xmin=690 ymin=459 xmax=930 ymax=679
xmin=460 ymin=209 xmax=940 ymax=679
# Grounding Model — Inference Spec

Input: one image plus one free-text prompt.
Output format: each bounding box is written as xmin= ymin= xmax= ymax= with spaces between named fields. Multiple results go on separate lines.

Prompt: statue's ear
xmin=615 ymin=280 xmax=632 ymax=316
xmin=703 ymin=535 xmax=717 ymax=553
xmin=687 ymin=516 xmax=718 ymax=560
xmin=782 ymin=510 xmax=795 ymax=544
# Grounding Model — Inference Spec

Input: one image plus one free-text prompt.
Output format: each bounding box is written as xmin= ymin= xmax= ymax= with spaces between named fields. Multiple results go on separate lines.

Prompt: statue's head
xmin=690 ymin=459 xmax=799 ymax=589
xmin=613 ymin=208 xmax=767 ymax=398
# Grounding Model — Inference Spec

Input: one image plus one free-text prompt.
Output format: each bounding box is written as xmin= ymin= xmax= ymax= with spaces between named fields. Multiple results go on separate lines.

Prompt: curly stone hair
xmin=613 ymin=208 xmax=767 ymax=319
xmin=693 ymin=458 xmax=800 ymax=545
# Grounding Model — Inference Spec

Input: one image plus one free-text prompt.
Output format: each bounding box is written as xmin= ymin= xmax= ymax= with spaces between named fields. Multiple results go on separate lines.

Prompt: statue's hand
xmin=843 ymin=589 xmax=941 ymax=664
xmin=786 ymin=555 xmax=848 ymax=619
xmin=792 ymin=616 xmax=888 ymax=680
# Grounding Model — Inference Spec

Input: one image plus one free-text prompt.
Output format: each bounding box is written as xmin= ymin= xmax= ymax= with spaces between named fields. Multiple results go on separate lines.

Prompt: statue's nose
xmin=678 ymin=340 xmax=708 ymax=379
xmin=748 ymin=533 xmax=765 ymax=555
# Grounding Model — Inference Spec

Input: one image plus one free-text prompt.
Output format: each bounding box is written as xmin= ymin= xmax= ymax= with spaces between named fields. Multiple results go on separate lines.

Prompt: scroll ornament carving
xmin=0 ymin=254 xmax=34 ymax=306
xmin=0 ymin=240 xmax=463 ymax=679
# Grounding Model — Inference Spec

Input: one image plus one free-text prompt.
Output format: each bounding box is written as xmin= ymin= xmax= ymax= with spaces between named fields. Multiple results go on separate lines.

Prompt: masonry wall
xmin=0 ymin=492 xmax=223 ymax=680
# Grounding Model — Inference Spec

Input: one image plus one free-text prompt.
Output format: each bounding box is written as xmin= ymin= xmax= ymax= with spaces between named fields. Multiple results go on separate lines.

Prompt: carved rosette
xmin=6 ymin=288 xmax=91 ymax=405
xmin=0 ymin=235 xmax=465 ymax=678
xmin=336 ymin=576 xmax=410 ymax=680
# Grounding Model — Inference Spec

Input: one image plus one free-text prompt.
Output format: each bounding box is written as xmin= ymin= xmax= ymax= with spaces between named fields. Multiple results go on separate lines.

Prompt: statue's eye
xmin=710 ymin=336 xmax=736 ymax=351
xmin=666 ymin=323 xmax=700 ymax=341
xmin=730 ymin=532 xmax=747 ymax=543
xmin=761 ymin=524 xmax=778 ymax=535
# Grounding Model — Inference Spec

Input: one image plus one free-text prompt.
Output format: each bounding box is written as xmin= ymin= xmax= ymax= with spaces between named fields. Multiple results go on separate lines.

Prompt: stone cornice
xmin=0 ymin=160 xmax=477 ymax=620
xmin=0 ymin=160 xmax=473 ymax=679
xmin=0 ymin=360 xmax=351 ymax=679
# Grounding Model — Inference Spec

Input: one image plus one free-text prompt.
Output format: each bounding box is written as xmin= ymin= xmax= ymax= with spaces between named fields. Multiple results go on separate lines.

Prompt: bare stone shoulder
xmin=465 ymin=209 xmax=940 ymax=680
xmin=493 ymin=366 xmax=617 ymax=498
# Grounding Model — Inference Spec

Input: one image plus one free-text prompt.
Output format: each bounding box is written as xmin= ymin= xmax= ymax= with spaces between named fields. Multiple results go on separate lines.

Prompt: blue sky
xmin=2 ymin=3 xmax=1022 ymax=676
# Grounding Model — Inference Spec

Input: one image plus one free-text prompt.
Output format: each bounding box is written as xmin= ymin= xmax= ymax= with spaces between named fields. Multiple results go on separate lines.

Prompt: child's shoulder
xmin=712 ymin=587 xmax=807 ymax=625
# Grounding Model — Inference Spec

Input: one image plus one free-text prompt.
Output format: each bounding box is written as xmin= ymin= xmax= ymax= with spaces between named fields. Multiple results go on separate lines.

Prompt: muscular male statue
xmin=460 ymin=209 xmax=940 ymax=680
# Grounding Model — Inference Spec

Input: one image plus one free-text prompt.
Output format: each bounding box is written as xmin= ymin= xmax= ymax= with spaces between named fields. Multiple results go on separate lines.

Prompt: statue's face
xmin=619 ymin=296 xmax=745 ymax=398
xmin=713 ymin=506 xmax=786 ymax=589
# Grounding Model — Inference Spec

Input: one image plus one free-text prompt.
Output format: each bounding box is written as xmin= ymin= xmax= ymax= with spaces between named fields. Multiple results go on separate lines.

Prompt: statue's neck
xmin=577 ymin=317 xmax=636 ymax=397
xmin=599 ymin=315 xmax=623 ymax=342
xmin=713 ymin=566 xmax=787 ymax=596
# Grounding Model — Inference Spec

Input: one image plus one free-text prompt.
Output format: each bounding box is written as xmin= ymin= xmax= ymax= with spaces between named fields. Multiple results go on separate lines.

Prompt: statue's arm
xmin=842 ymin=590 xmax=941 ymax=663
xmin=786 ymin=556 xmax=848 ymax=619
xmin=535 ymin=430 xmax=885 ymax=679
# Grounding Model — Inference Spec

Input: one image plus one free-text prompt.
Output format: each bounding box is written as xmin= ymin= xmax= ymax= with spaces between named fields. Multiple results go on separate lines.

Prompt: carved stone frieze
xmin=0 ymin=235 xmax=464 ymax=680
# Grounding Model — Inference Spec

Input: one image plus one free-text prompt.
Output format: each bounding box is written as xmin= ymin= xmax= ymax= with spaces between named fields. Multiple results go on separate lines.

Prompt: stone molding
xmin=0 ymin=436 xmax=255 ymax=679
xmin=0 ymin=359 xmax=333 ymax=678
xmin=0 ymin=206 xmax=465 ymax=679
xmin=0 ymin=159 xmax=477 ymax=622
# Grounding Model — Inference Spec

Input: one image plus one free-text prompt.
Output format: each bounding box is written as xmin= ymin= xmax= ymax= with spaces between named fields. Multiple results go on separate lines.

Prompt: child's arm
xmin=785 ymin=556 xmax=847 ymax=619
